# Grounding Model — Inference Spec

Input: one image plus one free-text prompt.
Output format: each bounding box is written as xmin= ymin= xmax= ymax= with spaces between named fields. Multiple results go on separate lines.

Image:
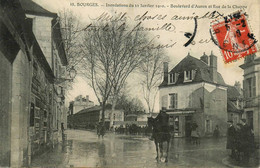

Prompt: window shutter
xmin=243 ymin=80 xmax=248 ymax=98
xmin=205 ymin=120 xmax=207 ymax=132
xmin=210 ymin=120 xmax=212 ymax=132
xmin=253 ymin=77 xmax=256 ymax=97
xmin=162 ymin=95 xmax=168 ymax=108
xmin=175 ymin=93 xmax=178 ymax=109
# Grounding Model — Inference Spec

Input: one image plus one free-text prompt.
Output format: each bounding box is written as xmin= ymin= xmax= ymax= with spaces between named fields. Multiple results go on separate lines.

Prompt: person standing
xmin=191 ymin=123 xmax=200 ymax=145
xmin=226 ymin=120 xmax=236 ymax=159
xmin=213 ymin=125 xmax=220 ymax=139
xmin=240 ymin=119 xmax=252 ymax=163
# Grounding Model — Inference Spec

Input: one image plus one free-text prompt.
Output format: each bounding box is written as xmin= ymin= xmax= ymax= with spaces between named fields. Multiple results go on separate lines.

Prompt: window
xmin=169 ymin=73 xmax=178 ymax=84
xmin=174 ymin=116 xmax=179 ymax=131
xmin=244 ymin=77 xmax=256 ymax=98
xmin=169 ymin=93 xmax=178 ymax=109
xmin=184 ymin=70 xmax=196 ymax=82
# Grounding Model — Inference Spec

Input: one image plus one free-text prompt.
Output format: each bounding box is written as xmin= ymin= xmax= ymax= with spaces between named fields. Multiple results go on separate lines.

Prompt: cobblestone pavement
xmin=31 ymin=129 xmax=233 ymax=167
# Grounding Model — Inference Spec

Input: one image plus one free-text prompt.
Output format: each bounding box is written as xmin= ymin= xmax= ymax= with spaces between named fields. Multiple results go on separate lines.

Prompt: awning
xmin=166 ymin=111 xmax=195 ymax=115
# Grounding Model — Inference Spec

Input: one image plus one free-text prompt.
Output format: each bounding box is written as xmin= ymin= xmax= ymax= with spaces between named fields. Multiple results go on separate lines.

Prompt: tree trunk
xmin=101 ymin=102 xmax=106 ymax=127
xmin=110 ymin=101 xmax=117 ymax=128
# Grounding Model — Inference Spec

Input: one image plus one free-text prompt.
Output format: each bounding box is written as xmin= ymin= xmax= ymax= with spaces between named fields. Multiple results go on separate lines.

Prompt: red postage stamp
xmin=211 ymin=11 xmax=258 ymax=63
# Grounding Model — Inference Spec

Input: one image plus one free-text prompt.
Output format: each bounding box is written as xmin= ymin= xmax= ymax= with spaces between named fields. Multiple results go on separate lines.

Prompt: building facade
xmin=68 ymin=105 xmax=124 ymax=130
xmin=227 ymin=83 xmax=243 ymax=125
xmin=0 ymin=0 xmax=68 ymax=167
xmin=159 ymin=53 xmax=228 ymax=137
xmin=68 ymin=95 xmax=94 ymax=115
xmin=240 ymin=53 xmax=260 ymax=145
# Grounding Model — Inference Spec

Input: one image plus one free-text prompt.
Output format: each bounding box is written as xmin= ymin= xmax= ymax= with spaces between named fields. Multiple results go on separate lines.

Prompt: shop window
xmin=169 ymin=93 xmax=178 ymax=109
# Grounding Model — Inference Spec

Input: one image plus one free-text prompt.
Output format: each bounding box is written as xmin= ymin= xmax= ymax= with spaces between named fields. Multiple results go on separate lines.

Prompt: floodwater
xmin=31 ymin=129 xmax=230 ymax=167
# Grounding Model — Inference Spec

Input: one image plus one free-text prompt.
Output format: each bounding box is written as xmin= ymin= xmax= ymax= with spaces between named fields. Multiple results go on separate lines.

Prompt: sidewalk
xmin=222 ymin=149 xmax=260 ymax=168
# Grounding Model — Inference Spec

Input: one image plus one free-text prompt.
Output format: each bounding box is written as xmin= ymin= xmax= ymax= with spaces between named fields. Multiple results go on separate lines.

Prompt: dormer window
xmin=184 ymin=70 xmax=196 ymax=82
xmin=169 ymin=73 xmax=178 ymax=84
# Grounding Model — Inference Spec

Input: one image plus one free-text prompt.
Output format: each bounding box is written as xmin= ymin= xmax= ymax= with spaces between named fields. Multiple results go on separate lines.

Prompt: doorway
xmin=185 ymin=116 xmax=192 ymax=137
xmin=247 ymin=111 xmax=253 ymax=130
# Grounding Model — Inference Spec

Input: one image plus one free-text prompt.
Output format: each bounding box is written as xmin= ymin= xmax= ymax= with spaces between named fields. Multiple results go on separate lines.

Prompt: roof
xmin=240 ymin=54 xmax=260 ymax=69
xmin=20 ymin=0 xmax=68 ymax=66
xmin=20 ymin=0 xmax=57 ymax=17
xmin=160 ymin=54 xmax=226 ymax=87
xmin=76 ymin=106 xmax=102 ymax=115
xmin=227 ymin=86 xmax=241 ymax=100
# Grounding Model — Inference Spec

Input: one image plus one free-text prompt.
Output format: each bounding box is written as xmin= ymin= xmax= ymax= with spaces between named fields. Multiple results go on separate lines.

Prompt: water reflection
xmin=31 ymin=130 xmax=228 ymax=168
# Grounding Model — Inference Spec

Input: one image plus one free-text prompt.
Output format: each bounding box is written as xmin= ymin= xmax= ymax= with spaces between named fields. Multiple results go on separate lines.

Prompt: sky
xmin=33 ymin=0 xmax=260 ymax=111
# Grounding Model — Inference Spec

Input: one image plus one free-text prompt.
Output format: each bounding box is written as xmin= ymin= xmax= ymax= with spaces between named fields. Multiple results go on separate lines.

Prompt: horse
xmin=147 ymin=117 xmax=171 ymax=162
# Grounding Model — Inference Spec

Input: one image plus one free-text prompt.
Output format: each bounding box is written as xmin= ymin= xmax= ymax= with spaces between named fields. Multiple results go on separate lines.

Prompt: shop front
xmin=167 ymin=111 xmax=194 ymax=137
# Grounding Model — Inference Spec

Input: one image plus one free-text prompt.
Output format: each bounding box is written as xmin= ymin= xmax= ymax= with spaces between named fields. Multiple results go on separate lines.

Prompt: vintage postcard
xmin=0 ymin=0 xmax=259 ymax=167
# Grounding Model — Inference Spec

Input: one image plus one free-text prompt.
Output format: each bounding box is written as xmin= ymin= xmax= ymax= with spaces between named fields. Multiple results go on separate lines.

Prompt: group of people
xmin=114 ymin=124 xmax=151 ymax=135
xmin=226 ymin=119 xmax=255 ymax=163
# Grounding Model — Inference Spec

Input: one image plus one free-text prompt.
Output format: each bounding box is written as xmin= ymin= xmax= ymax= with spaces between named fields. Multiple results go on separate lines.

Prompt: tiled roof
xmin=76 ymin=106 xmax=102 ymax=115
xmin=20 ymin=0 xmax=57 ymax=17
xmin=160 ymin=54 xmax=226 ymax=87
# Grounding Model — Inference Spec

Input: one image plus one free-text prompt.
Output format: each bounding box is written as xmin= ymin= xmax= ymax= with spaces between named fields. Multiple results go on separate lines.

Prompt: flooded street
xmin=31 ymin=129 xmax=229 ymax=167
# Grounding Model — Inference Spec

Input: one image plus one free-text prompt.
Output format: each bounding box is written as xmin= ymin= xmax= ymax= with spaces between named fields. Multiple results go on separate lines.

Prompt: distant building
xmin=69 ymin=95 xmax=94 ymax=115
xmin=68 ymin=104 xmax=124 ymax=130
xmin=159 ymin=52 xmax=228 ymax=137
xmin=240 ymin=53 xmax=260 ymax=145
xmin=227 ymin=83 xmax=243 ymax=125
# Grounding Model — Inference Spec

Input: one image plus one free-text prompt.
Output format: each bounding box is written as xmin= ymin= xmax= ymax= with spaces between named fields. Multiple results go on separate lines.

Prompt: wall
xmin=203 ymin=83 xmax=227 ymax=136
xmin=0 ymin=51 xmax=12 ymax=166
xmin=257 ymin=64 xmax=260 ymax=144
xmin=159 ymin=83 xmax=204 ymax=110
xmin=29 ymin=15 xmax=53 ymax=68
xmin=11 ymin=50 xmax=30 ymax=167
xmin=159 ymin=82 xmax=228 ymax=137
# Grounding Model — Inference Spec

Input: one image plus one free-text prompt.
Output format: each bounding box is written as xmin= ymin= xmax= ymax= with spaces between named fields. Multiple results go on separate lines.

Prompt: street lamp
xmin=68 ymin=66 xmax=77 ymax=79
xmin=54 ymin=66 xmax=77 ymax=84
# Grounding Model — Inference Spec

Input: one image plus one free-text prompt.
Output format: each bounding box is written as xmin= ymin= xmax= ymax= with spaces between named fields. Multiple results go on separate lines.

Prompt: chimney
xmin=79 ymin=95 xmax=82 ymax=103
xmin=163 ymin=62 xmax=168 ymax=83
xmin=86 ymin=95 xmax=89 ymax=102
xmin=200 ymin=52 xmax=208 ymax=65
xmin=209 ymin=51 xmax=217 ymax=83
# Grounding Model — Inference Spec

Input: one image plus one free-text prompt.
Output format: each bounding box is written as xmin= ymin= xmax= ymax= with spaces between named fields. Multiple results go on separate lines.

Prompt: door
xmin=247 ymin=111 xmax=253 ymax=130
xmin=185 ymin=116 xmax=192 ymax=137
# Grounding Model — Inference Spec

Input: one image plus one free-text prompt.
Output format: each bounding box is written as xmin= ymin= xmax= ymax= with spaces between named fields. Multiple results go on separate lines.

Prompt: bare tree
xmin=81 ymin=20 xmax=148 ymax=125
xmin=139 ymin=49 xmax=169 ymax=113
xmin=58 ymin=9 xmax=83 ymax=71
